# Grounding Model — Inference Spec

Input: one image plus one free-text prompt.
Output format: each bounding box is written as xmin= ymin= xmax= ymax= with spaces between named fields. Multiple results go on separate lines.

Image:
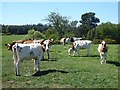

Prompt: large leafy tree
xmin=80 ymin=12 xmax=100 ymax=39
xmin=45 ymin=12 xmax=70 ymax=38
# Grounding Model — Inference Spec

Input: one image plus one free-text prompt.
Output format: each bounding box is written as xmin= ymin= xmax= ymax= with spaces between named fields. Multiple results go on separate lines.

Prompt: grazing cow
xmin=98 ymin=41 xmax=108 ymax=64
xmin=60 ymin=38 xmax=66 ymax=45
xmin=68 ymin=40 xmax=92 ymax=56
xmin=12 ymin=43 xmax=44 ymax=76
xmin=60 ymin=37 xmax=71 ymax=45
xmin=60 ymin=37 xmax=82 ymax=45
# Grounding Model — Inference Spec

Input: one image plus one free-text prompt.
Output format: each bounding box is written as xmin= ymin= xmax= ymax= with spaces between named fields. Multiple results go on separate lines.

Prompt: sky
xmin=1 ymin=1 xmax=119 ymax=25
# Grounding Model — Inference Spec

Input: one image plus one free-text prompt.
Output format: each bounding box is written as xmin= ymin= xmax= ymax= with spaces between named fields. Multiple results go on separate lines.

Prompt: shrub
xmin=44 ymin=28 xmax=59 ymax=40
xmin=104 ymin=38 xmax=117 ymax=44
xmin=24 ymin=29 xmax=45 ymax=40
xmin=93 ymin=38 xmax=117 ymax=44
xmin=93 ymin=39 xmax=101 ymax=44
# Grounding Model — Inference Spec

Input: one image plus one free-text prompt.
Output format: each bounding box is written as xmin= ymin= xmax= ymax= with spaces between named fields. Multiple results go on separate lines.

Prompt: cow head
xmin=41 ymin=39 xmax=53 ymax=52
xmin=65 ymin=38 xmax=70 ymax=43
xmin=5 ymin=41 xmax=16 ymax=51
xmin=101 ymin=41 xmax=107 ymax=52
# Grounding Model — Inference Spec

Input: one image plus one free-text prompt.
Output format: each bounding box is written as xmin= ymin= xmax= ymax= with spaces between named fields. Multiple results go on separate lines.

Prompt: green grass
xmin=2 ymin=35 xmax=119 ymax=88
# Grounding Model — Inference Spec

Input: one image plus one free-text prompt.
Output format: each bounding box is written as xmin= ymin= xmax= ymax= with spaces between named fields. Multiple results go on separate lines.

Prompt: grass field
xmin=2 ymin=35 xmax=119 ymax=88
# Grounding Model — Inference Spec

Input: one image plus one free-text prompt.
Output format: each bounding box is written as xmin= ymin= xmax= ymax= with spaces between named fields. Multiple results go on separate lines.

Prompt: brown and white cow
xmin=12 ymin=43 xmax=44 ymax=76
xmin=98 ymin=41 xmax=108 ymax=64
xmin=5 ymin=38 xmax=53 ymax=59
xmin=68 ymin=40 xmax=92 ymax=56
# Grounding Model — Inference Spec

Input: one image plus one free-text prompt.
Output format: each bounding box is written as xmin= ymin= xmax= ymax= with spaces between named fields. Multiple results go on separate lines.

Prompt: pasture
xmin=2 ymin=35 xmax=119 ymax=88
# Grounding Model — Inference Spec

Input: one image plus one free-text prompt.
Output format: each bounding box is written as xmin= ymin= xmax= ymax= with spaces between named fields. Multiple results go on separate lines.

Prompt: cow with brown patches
xmin=98 ymin=41 xmax=108 ymax=64
xmin=12 ymin=43 xmax=44 ymax=76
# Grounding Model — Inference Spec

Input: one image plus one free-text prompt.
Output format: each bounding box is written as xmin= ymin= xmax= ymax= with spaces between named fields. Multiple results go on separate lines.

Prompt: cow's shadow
xmin=32 ymin=69 xmax=69 ymax=77
xmin=106 ymin=60 xmax=120 ymax=67
xmin=71 ymin=54 xmax=99 ymax=57
xmin=41 ymin=58 xmax=58 ymax=61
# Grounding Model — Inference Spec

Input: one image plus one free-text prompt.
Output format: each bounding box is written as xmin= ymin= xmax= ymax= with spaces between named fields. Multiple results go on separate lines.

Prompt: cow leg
xmin=42 ymin=53 xmax=44 ymax=60
xmin=100 ymin=53 xmax=104 ymax=64
xmin=87 ymin=47 xmax=90 ymax=56
xmin=77 ymin=49 xmax=80 ymax=56
xmin=68 ymin=48 xmax=71 ymax=56
xmin=72 ymin=50 xmax=75 ymax=56
xmin=15 ymin=61 xmax=20 ymax=76
xmin=34 ymin=59 xmax=38 ymax=71
xmin=37 ymin=57 xmax=41 ymax=71
xmin=47 ymin=50 xmax=50 ymax=59
xmin=63 ymin=42 xmax=65 ymax=46
xmin=104 ymin=53 xmax=107 ymax=63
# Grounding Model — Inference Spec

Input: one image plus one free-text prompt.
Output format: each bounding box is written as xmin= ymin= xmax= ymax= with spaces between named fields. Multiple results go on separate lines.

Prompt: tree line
xmin=2 ymin=12 xmax=120 ymax=44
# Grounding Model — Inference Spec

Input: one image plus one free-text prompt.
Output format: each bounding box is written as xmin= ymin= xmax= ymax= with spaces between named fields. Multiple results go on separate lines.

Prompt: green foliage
xmin=87 ymin=29 xmax=95 ymax=40
xmin=2 ymin=24 xmax=48 ymax=35
xmin=96 ymin=22 xmax=119 ymax=43
xmin=45 ymin=12 xmax=70 ymax=38
xmin=93 ymin=38 xmax=117 ymax=44
xmin=24 ymin=29 xmax=45 ymax=40
xmin=92 ymin=39 xmax=102 ymax=44
xmin=2 ymin=12 xmax=120 ymax=43
xmin=64 ymin=31 xmax=75 ymax=38
xmin=80 ymin=12 xmax=100 ymax=31
xmin=104 ymin=38 xmax=117 ymax=44
xmin=44 ymin=28 xmax=59 ymax=40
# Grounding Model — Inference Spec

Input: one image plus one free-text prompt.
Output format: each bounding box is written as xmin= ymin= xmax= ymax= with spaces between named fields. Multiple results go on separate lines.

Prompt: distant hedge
xmin=93 ymin=38 xmax=117 ymax=44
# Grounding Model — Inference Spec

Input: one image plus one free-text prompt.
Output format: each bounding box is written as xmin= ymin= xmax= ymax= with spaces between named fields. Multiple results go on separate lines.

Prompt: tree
xmin=95 ymin=22 xmax=119 ymax=43
xmin=44 ymin=28 xmax=59 ymax=40
xmin=44 ymin=12 xmax=70 ymax=38
xmin=80 ymin=12 xmax=100 ymax=39
xmin=70 ymin=20 xmax=78 ymax=30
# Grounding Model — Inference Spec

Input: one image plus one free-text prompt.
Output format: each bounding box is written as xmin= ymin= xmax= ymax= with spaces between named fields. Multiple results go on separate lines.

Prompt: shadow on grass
xmin=32 ymin=69 xmax=69 ymax=77
xmin=106 ymin=61 xmax=120 ymax=67
xmin=71 ymin=54 xmax=99 ymax=57
xmin=41 ymin=58 xmax=58 ymax=61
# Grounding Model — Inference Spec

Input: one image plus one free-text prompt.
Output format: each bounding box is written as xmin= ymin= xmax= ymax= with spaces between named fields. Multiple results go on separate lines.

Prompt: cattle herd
xmin=5 ymin=37 xmax=108 ymax=76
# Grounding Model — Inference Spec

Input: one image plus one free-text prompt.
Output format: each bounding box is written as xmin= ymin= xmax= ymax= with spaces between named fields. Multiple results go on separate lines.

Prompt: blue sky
xmin=1 ymin=2 xmax=118 ymax=25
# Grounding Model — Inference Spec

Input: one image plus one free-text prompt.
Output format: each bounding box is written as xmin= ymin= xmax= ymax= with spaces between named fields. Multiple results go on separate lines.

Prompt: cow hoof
xmin=16 ymin=74 xmax=20 ymax=76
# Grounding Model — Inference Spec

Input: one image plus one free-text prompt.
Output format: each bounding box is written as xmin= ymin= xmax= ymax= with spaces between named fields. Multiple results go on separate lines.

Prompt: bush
xmin=52 ymin=40 xmax=60 ymax=45
xmin=93 ymin=39 xmax=102 ymax=44
xmin=104 ymin=38 xmax=117 ymax=44
xmin=44 ymin=28 xmax=59 ymax=40
xmin=93 ymin=38 xmax=117 ymax=44
xmin=24 ymin=29 xmax=45 ymax=40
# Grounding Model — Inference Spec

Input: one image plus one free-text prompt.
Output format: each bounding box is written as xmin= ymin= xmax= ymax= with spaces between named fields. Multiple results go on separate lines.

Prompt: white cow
xmin=98 ymin=41 xmax=108 ymax=64
xmin=68 ymin=40 xmax=92 ymax=56
xmin=12 ymin=43 xmax=44 ymax=76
